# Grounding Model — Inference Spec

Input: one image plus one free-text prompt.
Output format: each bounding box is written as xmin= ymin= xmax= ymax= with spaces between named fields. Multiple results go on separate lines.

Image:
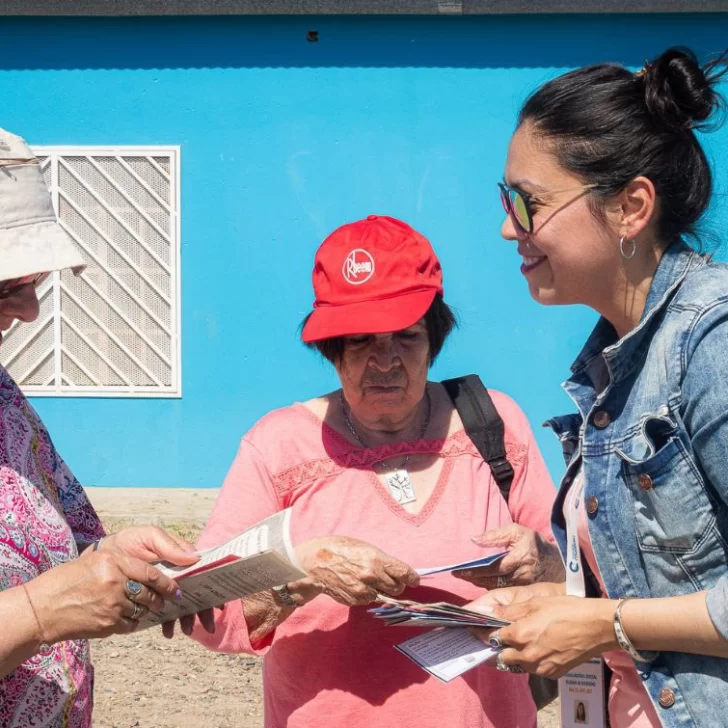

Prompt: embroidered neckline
xmin=291 ymin=401 xmax=470 ymax=464
xmin=271 ymin=404 xmax=528 ymax=509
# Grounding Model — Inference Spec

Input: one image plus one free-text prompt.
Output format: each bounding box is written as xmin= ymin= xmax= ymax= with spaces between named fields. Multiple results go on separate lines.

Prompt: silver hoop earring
xmin=619 ymin=236 xmax=636 ymax=260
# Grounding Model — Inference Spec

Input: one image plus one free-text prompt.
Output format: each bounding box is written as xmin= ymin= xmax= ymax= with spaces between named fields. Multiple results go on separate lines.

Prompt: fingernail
xmin=459 ymin=570 xmax=472 ymax=577
xmin=175 ymin=589 xmax=183 ymax=600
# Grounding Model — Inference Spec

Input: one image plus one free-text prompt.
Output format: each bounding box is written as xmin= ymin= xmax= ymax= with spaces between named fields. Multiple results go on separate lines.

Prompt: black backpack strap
xmin=441 ymin=374 xmax=515 ymax=504
xmin=442 ymin=375 xmax=559 ymax=711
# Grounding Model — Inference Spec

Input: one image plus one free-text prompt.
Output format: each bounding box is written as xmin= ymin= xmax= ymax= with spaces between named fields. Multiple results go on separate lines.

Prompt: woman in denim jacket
xmin=469 ymin=47 xmax=728 ymax=727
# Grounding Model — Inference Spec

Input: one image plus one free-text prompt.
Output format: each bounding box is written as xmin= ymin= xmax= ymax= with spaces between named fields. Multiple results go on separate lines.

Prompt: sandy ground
xmin=86 ymin=487 xmax=560 ymax=728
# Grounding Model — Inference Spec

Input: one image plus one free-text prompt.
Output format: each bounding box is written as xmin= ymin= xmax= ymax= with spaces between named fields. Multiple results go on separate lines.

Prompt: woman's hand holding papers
xmin=234 ymin=536 xmax=420 ymax=645
xmin=466 ymin=585 xmax=618 ymax=679
xmin=453 ymin=525 xmax=564 ymax=589
xmin=24 ymin=550 xmax=183 ymax=644
xmin=96 ymin=526 xmax=218 ymax=639
xmin=292 ymin=536 xmax=420 ymax=606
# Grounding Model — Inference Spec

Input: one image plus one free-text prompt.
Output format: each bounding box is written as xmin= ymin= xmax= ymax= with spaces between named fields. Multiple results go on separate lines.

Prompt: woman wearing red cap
xmin=192 ymin=214 xmax=560 ymax=728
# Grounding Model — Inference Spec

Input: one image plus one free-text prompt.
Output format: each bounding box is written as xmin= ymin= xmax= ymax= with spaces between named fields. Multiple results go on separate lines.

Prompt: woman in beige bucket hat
xmin=0 ymin=128 xmax=210 ymax=728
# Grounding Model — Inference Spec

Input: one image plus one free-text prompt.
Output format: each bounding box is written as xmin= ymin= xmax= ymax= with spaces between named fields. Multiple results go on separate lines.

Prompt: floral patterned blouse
xmin=0 ymin=365 xmax=104 ymax=727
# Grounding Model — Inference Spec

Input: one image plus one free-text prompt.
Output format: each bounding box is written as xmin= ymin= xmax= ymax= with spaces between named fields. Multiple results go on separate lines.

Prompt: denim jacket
xmin=548 ymin=240 xmax=728 ymax=727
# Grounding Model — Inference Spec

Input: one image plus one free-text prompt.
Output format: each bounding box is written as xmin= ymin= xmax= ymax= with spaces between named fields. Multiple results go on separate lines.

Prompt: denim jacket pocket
xmin=615 ymin=415 xmax=715 ymax=553
xmin=615 ymin=415 xmax=728 ymax=594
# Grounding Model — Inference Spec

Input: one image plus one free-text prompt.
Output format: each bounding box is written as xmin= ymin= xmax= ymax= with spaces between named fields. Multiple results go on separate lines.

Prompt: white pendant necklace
xmin=341 ymin=389 xmax=431 ymax=506
xmin=384 ymin=468 xmax=417 ymax=505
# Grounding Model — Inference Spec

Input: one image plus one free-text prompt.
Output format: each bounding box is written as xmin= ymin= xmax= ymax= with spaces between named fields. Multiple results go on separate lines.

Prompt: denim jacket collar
xmin=568 ymin=239 xmax=701 ymax=386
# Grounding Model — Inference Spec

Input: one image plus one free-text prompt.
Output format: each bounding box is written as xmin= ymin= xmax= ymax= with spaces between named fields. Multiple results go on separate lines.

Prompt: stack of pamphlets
xmin=369 ymin=552 xmax=512 ymax=682
xmin=369 ymin=595 xmax=510 ymax=629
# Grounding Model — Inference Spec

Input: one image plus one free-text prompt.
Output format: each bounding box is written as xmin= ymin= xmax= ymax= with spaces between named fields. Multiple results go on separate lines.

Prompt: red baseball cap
xmin=301 ymin=214 xmax=444 ymax=343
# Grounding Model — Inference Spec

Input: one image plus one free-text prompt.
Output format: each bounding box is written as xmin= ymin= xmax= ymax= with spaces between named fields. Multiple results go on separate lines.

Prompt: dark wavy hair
xmin=302 ymin=294 xmax=457 ymax=365
xmin=518 ymin=46 xmax=728 ymax=247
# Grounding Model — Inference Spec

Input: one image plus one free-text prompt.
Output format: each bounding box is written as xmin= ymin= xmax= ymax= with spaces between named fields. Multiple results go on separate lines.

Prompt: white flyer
xmin=395 ymin=627 xmax=499 ymax=683
xmin=416 ymin=551 xmax=508 ymax=577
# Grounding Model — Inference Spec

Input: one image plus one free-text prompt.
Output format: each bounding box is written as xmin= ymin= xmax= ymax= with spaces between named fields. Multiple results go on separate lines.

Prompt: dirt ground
xmin=86 ymin=487 xmax=560 ymax=728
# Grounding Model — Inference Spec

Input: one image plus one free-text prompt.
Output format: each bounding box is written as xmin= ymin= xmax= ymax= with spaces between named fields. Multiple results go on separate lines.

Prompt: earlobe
xmin=620 ymin=176 xmax=657 ymax=240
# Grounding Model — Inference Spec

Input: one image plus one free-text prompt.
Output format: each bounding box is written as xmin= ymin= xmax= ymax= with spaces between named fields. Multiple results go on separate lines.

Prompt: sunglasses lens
xmin=499 ymin=187 xmax=510 ymax=214
xmin=510 ymin=191 xmax=531 ymax=233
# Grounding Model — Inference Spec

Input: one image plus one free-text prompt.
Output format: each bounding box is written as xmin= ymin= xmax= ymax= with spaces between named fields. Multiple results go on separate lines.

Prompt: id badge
xmin=559 ymin=657 xmax=607 ymax=728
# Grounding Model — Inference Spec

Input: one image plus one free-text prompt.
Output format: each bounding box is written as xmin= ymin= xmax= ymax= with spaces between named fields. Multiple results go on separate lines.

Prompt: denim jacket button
xmin=593 ymin=410 xmax=611 ymax=428
xmin=658 ymin=688 xmax=676 ymax=708
xmin=585 ymin=496 xmax=599 ymax=516
xmin=638 ymin=474 xmax=654 ymax=491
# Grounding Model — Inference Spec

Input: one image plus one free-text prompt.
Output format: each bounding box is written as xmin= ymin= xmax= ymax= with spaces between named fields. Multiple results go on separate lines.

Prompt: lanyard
xmin=565 ymin=473 xmax=587 ymax=598
xmin=559 ymin=470 xmax=607 ymax=728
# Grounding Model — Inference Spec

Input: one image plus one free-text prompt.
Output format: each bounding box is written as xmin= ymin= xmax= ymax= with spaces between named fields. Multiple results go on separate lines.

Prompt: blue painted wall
xmin=1 ymin=15 xmax=727 ymax=487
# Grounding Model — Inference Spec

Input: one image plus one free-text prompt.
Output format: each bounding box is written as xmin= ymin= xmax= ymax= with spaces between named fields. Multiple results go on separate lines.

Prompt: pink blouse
xmin=0 ymin=365 xmax=104 ymax=728
xmin=193 ymin=391 xmax=557 ymax=728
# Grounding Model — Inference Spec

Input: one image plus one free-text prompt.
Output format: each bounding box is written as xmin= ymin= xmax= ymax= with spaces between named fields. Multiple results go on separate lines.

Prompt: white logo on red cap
xmin=342 ymin=249 xmax=375 ymax=285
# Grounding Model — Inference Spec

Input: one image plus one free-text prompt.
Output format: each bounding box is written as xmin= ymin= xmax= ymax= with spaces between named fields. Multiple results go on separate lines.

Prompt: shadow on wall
xmin=1 ymin=14 xmax=728 ymax=71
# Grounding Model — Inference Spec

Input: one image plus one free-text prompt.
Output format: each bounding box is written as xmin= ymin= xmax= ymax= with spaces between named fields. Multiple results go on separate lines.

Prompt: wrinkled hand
xmin=100 ymin=526 xmax=218 ymax=639
xmin=25 ymin=551 xmax=182 ymax=644
xmin=453 ymin=525 xmax=564 ymax=589
xmin=292 ymin=536 xmax=420 ymax=606
xmin=471 ymin=595 xmax=617 ymax=679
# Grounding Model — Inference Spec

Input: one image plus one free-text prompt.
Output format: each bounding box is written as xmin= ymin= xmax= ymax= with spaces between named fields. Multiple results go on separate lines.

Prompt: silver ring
xmin=131 ymin=602 xmax=146 ymax=621
xmin=489 ymin=631 xmax=505 ymax=650
xmin=496 ymin=654 xmax=524 ymax=673
xmin=496 ymin=575 xmax=508 ymax=588
xmin=272 ymin=584 xmax=298 ymax=608
xmin=125 ymin=579 xmax=143 ymax=601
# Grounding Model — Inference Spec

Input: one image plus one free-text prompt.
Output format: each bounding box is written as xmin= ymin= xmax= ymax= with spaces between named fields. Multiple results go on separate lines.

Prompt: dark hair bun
xmin=642 ymin=46 xmax=724 ymax=132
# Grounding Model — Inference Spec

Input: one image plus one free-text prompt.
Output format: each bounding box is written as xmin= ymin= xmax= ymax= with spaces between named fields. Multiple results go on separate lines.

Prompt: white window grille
xmin=2 ymin=147 xmax=181 ymax=397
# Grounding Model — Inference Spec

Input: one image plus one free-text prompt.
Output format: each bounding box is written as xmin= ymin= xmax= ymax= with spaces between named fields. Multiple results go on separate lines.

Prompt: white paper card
xmin=395 ymin=627 xmax=498 ymax=683
xmin=559 ymin=657 xmax=607 ymax=728
xmin=416 ymin=551 xmax=508 ymax=577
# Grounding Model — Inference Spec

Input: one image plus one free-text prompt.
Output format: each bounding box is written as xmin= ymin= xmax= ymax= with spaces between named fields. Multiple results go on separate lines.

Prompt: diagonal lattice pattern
xmin=2 ymin=149 xmax=180 ymax=396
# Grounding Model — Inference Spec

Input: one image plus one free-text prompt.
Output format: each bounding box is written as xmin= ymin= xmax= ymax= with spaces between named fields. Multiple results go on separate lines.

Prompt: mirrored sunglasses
xmin=498 ymin=181 xmax=600 ymax=235
xmin=498 ymin=182 xmax=533 ymax=234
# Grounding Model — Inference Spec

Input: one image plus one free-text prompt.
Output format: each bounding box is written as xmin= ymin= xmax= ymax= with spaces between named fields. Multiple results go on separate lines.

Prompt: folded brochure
xmin=136 ymin=510 xmax=305 ymax=629
xmin=416 ymin=551 xmax=508 ymax=577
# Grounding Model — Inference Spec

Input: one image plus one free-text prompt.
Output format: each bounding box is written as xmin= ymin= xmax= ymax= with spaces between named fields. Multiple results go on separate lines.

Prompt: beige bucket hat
xmin=0 ymin=127 xmax=85 ymax=281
